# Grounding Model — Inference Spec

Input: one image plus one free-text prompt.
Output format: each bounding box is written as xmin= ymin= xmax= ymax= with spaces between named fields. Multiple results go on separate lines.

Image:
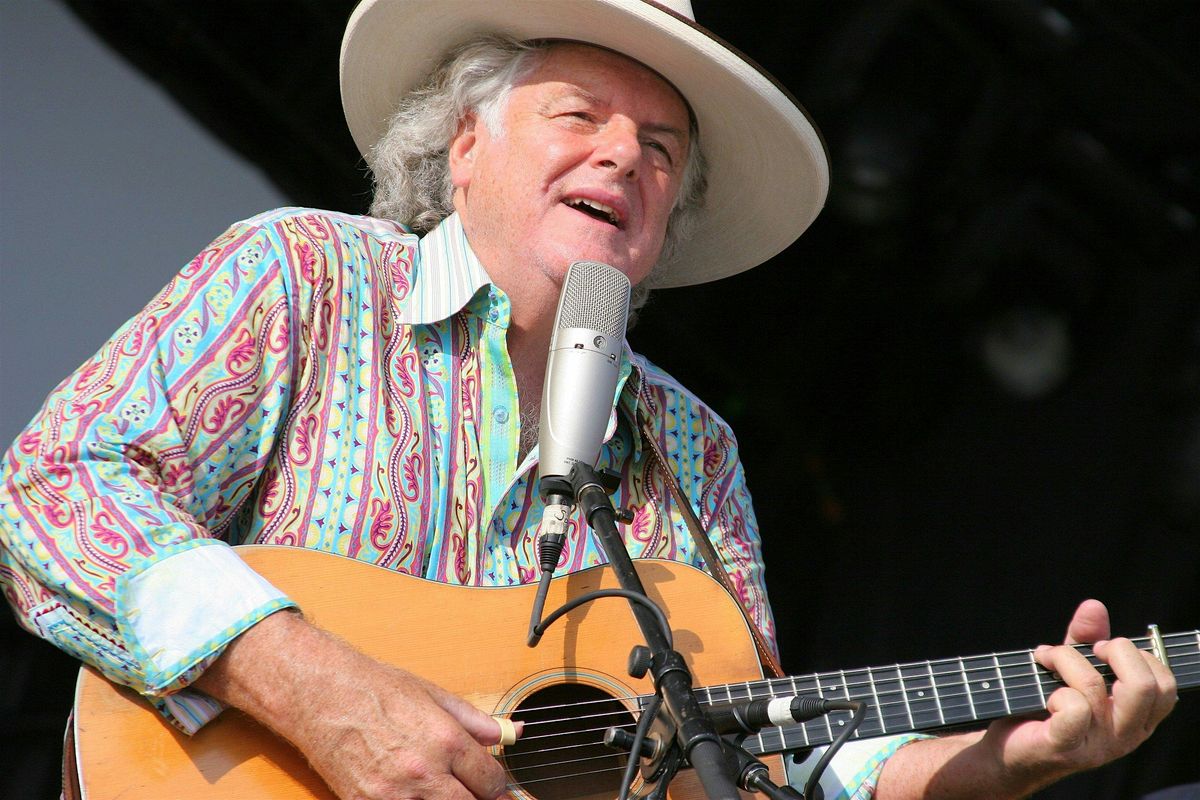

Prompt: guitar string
xmin=492 ymin=647 xmax=1195 ymax=734
xmin=505 ymin=747 xmax=630 ymax=772
xmin=501 ymin=662 xmax=1195 ymax=767
xmin=495 ymin=661 xmax=1200 ymax=789
xmin=494 ymin=635 xmax=1199 ymax=721
xmin=503 ymin=666 xmax=1200 ymax=744
xmin=505 ymin=660 xmax=1200 ymax=743
xmin=495 ymin=639 xmax=1199 ymax=727
xmin=505 ymin=682 xmax=1200 ymax=794
xmin=507 ymin=761 xmax=631 ymax=790
xmin=505 ymin=733 xmax=632 ymax=756
xmin=489 ymin=637 xmax=1200 ymax=789
xmin=505 ymin=661 xmax=1200 ymax=752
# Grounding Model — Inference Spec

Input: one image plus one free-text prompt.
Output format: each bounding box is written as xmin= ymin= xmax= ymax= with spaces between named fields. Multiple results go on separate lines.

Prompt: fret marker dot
xmin=918 ymin=691 xmax=925 ymax=697
xmin=983 ymin=682 xmax=991 ymax=688
xmin=838 ymin=720 xmax=845 ymax=726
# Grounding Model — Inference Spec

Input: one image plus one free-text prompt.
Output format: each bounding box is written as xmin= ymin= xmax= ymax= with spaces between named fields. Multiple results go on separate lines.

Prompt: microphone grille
xmin=557 ymin=261 xmax=631 ymax=339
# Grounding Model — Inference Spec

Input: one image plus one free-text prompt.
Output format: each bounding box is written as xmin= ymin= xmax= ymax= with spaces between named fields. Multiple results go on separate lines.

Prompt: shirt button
xmin=493 ymin=407 xmax=510 ymax=424
xmin=488 ymin=308 xmax=500 ymax=322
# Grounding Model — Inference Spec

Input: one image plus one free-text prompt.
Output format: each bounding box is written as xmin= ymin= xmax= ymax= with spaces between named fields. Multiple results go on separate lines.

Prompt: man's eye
xmin=645 ymin=140 xmax=673 ymax=163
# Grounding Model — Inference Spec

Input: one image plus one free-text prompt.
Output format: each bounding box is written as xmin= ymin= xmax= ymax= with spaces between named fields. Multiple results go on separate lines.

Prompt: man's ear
xmin=448 ymin=113 xmax=479 ymax=189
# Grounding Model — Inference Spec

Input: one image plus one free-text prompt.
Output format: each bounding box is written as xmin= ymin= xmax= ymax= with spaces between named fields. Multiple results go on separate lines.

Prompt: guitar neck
xmin=688 ymin=629 xmax=1200 ymax=755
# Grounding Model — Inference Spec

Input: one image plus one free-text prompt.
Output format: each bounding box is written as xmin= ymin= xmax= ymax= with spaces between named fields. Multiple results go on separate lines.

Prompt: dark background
xmin=3 ymin=1 xmax=1198 ymax=797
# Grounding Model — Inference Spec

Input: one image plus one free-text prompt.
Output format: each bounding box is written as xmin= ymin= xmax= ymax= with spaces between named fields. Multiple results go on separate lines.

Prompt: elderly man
xmin=0 ymin=1 xmax=1176 ymax=799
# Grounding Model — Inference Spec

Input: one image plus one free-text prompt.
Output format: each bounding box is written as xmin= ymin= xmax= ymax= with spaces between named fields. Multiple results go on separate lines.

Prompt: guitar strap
xmin=638 ymin=414 xmax=785 ymax=679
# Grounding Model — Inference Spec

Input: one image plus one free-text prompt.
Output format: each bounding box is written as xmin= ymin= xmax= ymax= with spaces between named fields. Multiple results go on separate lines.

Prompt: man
xmin=0 ymin=1 xmax=1176 ymax=799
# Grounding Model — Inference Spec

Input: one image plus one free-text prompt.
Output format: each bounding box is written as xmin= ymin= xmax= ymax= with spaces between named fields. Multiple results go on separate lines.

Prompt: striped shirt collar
xmin=398 ymin=209 xmax=641 ymax=441
xmin=395 ymin=211 xmax=493 ymax=326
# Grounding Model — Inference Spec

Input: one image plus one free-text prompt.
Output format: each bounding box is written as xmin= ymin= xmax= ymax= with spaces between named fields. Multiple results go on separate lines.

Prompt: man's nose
xmin=591 ymin=120 xmax=641 ymax=180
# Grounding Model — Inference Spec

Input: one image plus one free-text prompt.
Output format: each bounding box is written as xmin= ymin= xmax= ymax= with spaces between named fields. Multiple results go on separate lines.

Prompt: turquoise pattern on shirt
xmin=0 ymin=208 xmax=775 ymax=697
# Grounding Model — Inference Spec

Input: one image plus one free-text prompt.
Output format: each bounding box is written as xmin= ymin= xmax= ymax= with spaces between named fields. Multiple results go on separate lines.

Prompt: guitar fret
xmin=896 ymin=667 xmax=916 ymax=729
xmin=867 ymin=666 xmax=885 ymax=735
xmin=792 ymin=673 xmax=818 ymax=749
xmin=992 ymin=653 xmax=1013 ymax=715
xmin=842 ymin=667 xmax=882 ymax=739
xmin=1029 ymin=650 xmax=1047 ymax=708
xmin=933 ymin=657 xmax=974 ymax=726
xmin=753 ymin=678 xmax=782 ymax=754
xmin=694 ymin=627 xmax=1200 ymax=761
xmin=927 ymin=661 xmax=945 ymax=726
xmin=962 ymin=655 xmax=1006 ymax=720
xmin=996 ymin=650 xmax=1043 ymax=716
xmin=900 ymin=661 xmax=941 ymax=730
xmin=871 ymin=665 xmax=909 ymax=733
xmin=819 ymin=672 xmax=836 ymax=743
xmin=958 ymin=657 xmax=978 ymax=720
xmin=836 ymin=669 xmax=855 ymax=739
xmin=782 ymin=676 xmax=811 ymax=753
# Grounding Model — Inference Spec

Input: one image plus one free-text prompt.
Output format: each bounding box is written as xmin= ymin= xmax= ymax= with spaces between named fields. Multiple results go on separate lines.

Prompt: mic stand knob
xmin=628 ymin=645 xmax=654 ymax=679
xmin=603 ymin=727 xmax=662 ymax=761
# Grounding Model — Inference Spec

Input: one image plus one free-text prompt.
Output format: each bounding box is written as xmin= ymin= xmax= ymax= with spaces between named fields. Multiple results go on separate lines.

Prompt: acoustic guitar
xmin=72 ymin=546 xmax=1198 ymax=799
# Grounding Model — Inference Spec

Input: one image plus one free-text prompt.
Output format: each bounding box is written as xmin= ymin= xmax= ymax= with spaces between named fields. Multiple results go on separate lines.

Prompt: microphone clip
xmin=567 ymin=464 xmax=622 ymax=496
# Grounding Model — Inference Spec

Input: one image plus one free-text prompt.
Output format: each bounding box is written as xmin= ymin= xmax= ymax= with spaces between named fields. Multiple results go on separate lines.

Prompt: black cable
xmin=525 ymin=568 xmax=555 ymax=646
xmin=618 ymin=693 xmax=662 ymax=800
xmin=802 ymin=700 xmax=867 ymax=800
xmin=528 ymin=587 xmax=674 ymax=649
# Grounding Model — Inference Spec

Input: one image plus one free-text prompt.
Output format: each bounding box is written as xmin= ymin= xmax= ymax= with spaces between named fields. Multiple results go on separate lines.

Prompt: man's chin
xmin=553 ymin=249 xmax=656 ymax=285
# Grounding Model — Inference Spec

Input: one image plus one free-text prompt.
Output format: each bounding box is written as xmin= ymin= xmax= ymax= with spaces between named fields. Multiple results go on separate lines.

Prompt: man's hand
xmin=981 ymin=599 xmax=1178 ymax=786
xmin=195 ymin=610 xmax=512 ymax=800
xmin=875 ymin=600 xmax=1177 ymax=799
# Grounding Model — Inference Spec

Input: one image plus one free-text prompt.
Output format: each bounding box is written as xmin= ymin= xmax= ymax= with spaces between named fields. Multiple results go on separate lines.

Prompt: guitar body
xmin=74 ymin=546 xmax=784 ymax=799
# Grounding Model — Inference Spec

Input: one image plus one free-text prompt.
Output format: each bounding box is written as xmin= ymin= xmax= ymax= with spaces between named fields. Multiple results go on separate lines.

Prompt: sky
xmin=0 ymin=1 xmax=287 ymax=446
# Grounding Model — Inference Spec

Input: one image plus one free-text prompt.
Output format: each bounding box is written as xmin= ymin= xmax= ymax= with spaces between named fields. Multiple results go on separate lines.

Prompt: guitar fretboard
xmin=673 ymin=629 xmax=1200 ymax=755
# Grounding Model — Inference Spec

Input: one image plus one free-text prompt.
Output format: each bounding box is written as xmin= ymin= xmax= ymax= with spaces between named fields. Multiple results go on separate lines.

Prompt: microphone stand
xmin=567 ymin=463 xmax=742 ymax=800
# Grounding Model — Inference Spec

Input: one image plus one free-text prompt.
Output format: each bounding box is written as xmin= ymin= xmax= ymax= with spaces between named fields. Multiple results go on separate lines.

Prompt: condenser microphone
xmin=535 ymin=260 xmax=631 ymax=572
xmin=539 ymin=260 xmax=632 ymax=484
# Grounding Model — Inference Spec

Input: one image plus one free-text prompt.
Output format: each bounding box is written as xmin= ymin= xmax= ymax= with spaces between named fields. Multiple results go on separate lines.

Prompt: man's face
xmin=449 ymin=43 xmax=691 ymax=293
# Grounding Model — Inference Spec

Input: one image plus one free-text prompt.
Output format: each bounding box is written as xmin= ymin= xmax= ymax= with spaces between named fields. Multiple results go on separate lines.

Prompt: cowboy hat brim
xmin=340 ymin=0 xmax=829 ymax=287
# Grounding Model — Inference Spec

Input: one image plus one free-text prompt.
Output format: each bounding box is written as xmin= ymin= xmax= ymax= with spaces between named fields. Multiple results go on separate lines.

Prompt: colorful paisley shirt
xmin=0 ymin=208 xmax=915 ymax=796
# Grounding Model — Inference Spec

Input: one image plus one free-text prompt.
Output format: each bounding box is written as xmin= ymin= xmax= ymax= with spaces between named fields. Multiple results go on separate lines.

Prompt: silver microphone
xmin=536 ymin=261 xmax=631 ymax=566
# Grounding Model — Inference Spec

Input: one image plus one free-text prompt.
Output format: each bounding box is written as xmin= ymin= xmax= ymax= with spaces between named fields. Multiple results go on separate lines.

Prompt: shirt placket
xmin=478 ymin=288 xmax=521 ymax=532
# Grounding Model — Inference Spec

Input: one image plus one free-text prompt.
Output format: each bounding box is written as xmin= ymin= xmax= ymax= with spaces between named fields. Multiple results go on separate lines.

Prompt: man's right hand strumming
xmin=195 ymin=611 xmax=511 ymax=800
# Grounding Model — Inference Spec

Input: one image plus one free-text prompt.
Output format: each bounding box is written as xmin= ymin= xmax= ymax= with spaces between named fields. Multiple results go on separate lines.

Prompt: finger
xmin=447 ymin=741 xmax=510 ymax=800
xmin=418 ymin=772 xmax=492 ymax=800
xmin=1037 ymin=643 xmax=1110 ymax=712
xmin=1094 ymin=638 xmax=1158 ymax=738
xmin=430 ymin=686 xmax=523 ymax=746
xmin=1064 ymin=599 xmax=1110 ymax=646
xmin=1043 ymin=684 xmax=1093 ymax=753
xmin=413 ymin=702 xmax=509 ymax=800
xmin=1133 ymin=645 xmax=1179 ymax=730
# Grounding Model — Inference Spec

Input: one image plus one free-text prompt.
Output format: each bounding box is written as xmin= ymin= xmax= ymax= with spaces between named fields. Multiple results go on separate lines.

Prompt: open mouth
xmin=564 ymin=198 xmax=622 ymax=228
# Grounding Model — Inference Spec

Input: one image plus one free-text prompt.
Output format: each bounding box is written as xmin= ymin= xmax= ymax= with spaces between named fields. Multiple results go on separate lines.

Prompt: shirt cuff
xmin=115 ymin=539 xmax=297 ymax=699
xmin=787 ymin=734 xmax=929 ymax=800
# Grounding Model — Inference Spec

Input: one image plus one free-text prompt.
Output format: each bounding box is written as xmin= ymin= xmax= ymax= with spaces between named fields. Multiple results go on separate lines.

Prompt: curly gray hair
xmin=366 ymin=35 xmax=708 ymax=308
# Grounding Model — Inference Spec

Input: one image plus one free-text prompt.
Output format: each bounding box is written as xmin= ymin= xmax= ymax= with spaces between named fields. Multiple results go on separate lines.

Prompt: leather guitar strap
xmin=638 ymin=415 xmax=785 ymax=679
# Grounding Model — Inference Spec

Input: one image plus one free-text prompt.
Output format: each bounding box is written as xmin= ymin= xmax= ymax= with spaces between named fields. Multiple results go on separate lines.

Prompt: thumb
xmin=1064 ymin=599 xmax=1110 ymax=646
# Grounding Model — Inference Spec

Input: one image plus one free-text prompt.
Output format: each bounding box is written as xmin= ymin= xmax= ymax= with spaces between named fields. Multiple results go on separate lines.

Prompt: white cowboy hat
xmin=340 ymin=0 xmax=829 ymax=287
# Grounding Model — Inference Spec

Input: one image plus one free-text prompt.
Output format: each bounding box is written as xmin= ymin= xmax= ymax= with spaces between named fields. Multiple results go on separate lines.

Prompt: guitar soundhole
xmin=502 ymin=683 xmax=636 ymax=799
